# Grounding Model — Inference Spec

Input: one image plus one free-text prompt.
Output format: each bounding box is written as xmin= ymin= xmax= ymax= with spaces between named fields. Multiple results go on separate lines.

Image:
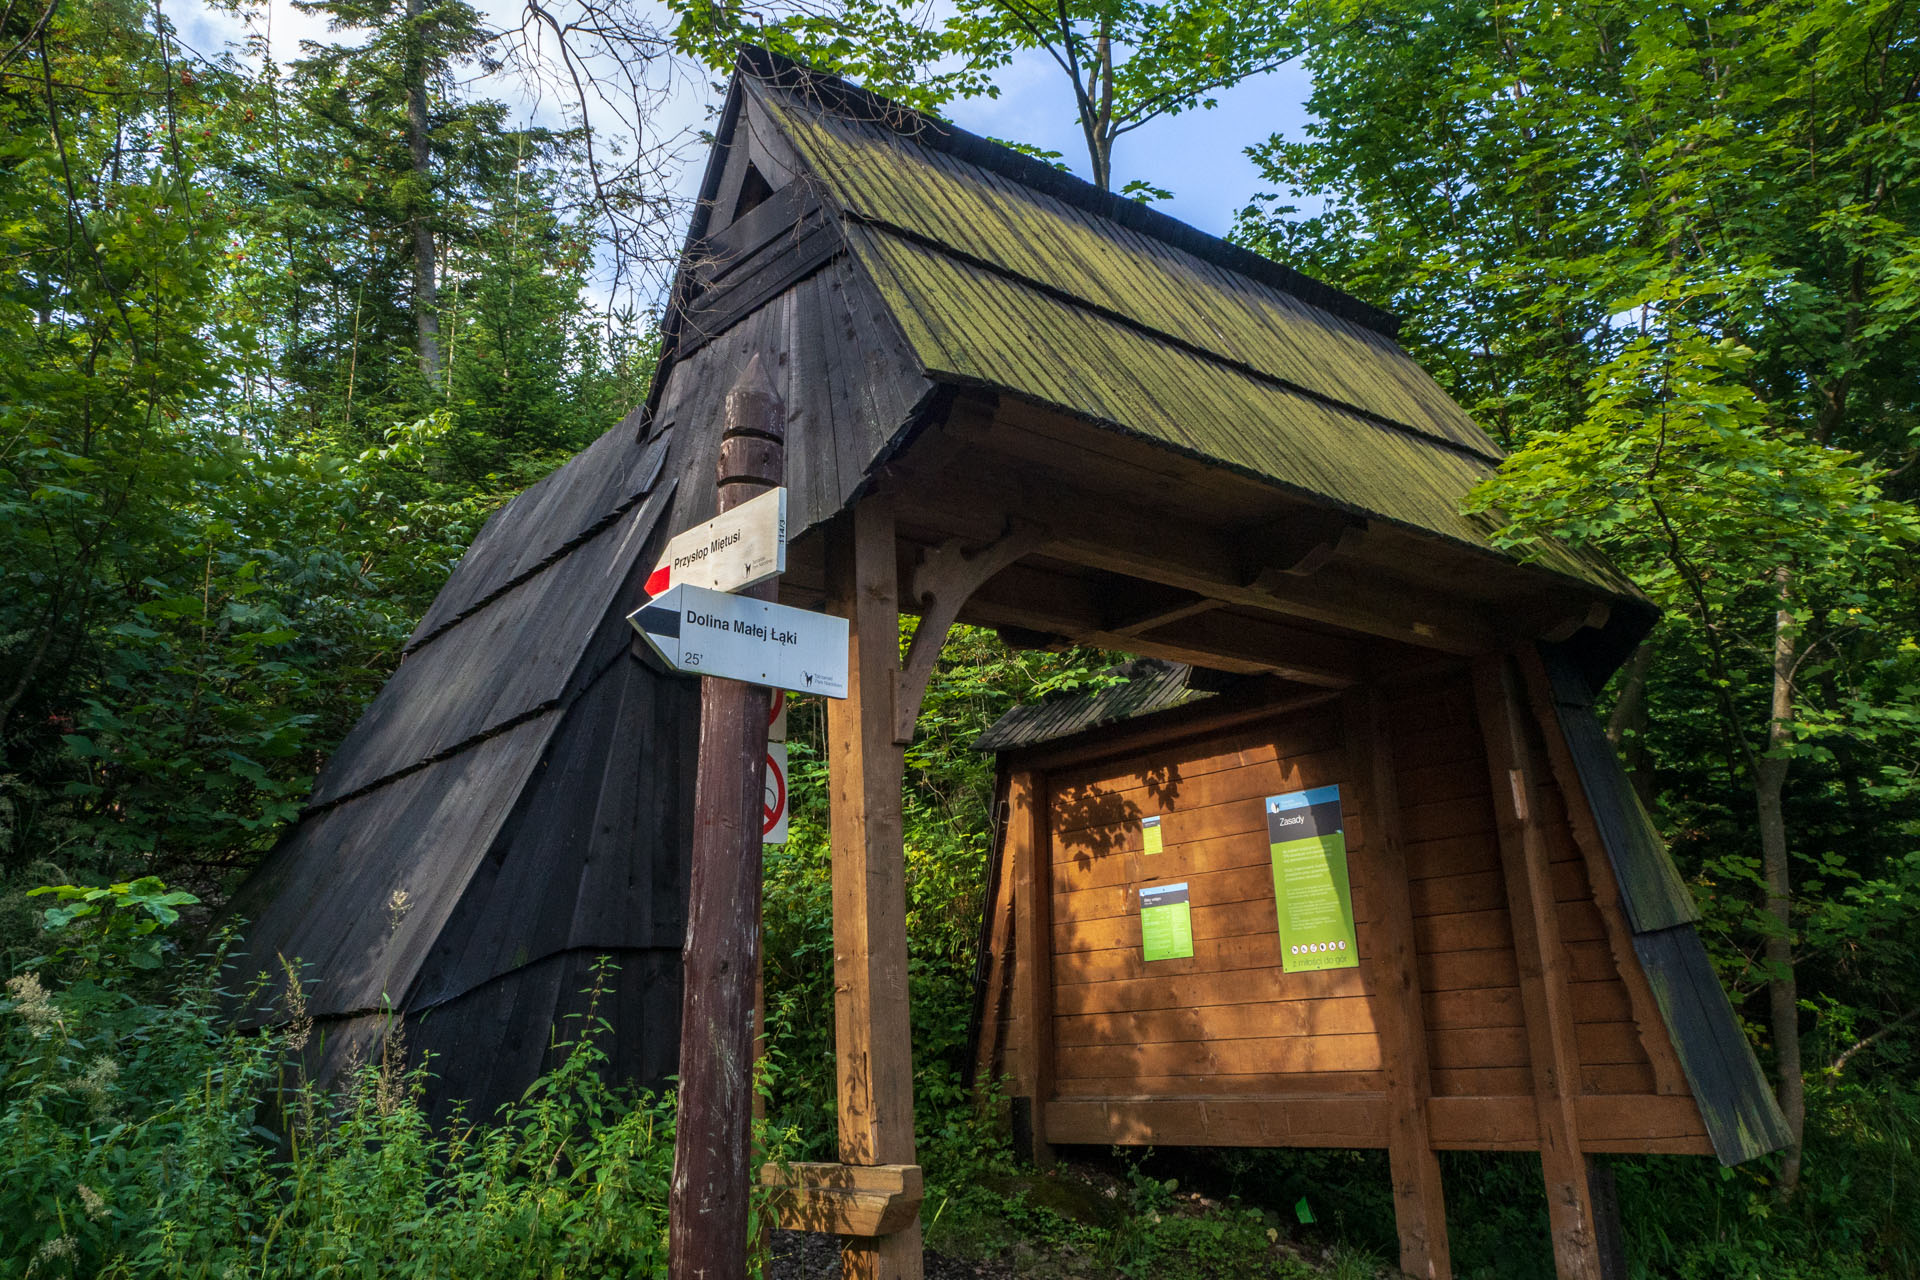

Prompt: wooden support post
xmin=826 ymin=499 xmax=924 ymax=1280
xmin=1514 ymin=651 xmax=1691 ymax=1098
xmin=1344 ymin=693 xmax=1451 ymax=1280
xmin=669 ymin=355 xmax=784 ymax=1280
xmin=1006 ymin=768 xmax=1055 ymax=1167
xmin=1472 ymin=655 xmax=1602 ymax=1280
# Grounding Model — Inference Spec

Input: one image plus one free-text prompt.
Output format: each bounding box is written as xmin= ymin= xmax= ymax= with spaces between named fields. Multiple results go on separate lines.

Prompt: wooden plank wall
xmin=991 ymin=665 xmax=1711 ymax=1156
xmin=1046 ymin=713 xmax=1385 ymax=1109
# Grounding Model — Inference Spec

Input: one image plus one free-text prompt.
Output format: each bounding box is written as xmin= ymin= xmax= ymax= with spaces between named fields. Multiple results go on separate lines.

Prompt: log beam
xmin=1344 ymin=692 xmax=1452 ymax=1280
xmin=759 ymin=1162 xmax=924 ymax=1237
xmin=826 ymin=500 xmax=923 ymax=1280
xmin=1473 ymin=655 xmax=1602 ymax=1280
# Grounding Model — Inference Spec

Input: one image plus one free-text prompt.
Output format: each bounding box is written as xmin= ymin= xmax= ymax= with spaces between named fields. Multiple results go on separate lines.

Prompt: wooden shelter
xmin=228 ymin=48 xmax=1786 ymax=1278
xmin=970 ymin=656 xmax=1789 ymax=1275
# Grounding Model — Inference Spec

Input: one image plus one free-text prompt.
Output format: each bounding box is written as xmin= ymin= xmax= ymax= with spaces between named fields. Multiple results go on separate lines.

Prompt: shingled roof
xmin=731 ymin=51 xmax=1636 ymax=599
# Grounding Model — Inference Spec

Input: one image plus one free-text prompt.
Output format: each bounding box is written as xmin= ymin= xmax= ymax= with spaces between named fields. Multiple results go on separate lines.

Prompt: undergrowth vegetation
xmin=5 ymin=627 xmax=1920 ymax=1277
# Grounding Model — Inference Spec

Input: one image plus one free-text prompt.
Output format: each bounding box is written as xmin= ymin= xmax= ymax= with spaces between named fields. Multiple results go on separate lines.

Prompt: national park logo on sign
xmin=1265 ymin=784 xmax=1359 ymax=973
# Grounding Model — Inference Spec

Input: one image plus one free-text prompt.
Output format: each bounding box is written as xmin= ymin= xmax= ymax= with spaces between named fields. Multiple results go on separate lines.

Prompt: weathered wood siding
xmin=991 ymin=668 xmax=1711 ymax=1153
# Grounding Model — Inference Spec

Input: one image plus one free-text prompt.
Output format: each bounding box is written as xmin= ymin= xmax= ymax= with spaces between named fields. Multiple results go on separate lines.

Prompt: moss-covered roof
xmin=742 ymin=55 xmax=1632 ymax=596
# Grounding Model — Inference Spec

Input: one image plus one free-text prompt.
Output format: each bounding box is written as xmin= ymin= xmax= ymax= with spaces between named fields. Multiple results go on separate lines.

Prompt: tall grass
xmin=1 ymin=898 xmax=687 ymax=1279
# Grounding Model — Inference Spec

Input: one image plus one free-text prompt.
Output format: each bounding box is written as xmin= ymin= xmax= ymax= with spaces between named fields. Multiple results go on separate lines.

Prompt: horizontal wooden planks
xmin=1055 ymin=995 xmax=1377 ymax=1047
xmin=1042 ymin=1093 xmax=1710 ymax=1152
xmin=1045 ymin=1096 xmax=1390 ymax=1148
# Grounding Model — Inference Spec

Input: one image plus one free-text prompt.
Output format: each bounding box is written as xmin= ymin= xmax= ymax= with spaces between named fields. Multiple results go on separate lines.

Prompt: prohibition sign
xmin=763 ymin=750 xmax=786 ymax=837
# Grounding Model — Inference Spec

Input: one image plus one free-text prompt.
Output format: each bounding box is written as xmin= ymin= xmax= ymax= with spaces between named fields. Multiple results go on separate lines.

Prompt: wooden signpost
xmin=662 ymin=354 xmax=794 ymax=1280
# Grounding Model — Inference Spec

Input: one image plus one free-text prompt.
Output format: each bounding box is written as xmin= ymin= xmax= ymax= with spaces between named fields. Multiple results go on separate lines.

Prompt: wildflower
xmin=279 ymin=955 xmax=312 ymax=1053
xmin=76 ymin=1185 xmax=107 ymax=1221
xmin=6 ymin=973 xmax=60 ymax=1037
xmin=376 ymin=1019 xmax=409 ymax=1116
xmin=28 ymin=1236 xmax=76 ymax=1276
xmin=73 ymin=1055 xmax=119 ymax=1116
xmin=386 ymin=887 xmax=412 ymax=932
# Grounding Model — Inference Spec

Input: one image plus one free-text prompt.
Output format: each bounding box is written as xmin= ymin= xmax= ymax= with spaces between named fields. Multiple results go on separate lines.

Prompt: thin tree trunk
xmin=1605 ymin=640 xmax=1656 ymax=809
xmin=1091 ymin=23 xmax=1113 ymax=191
xmin=1757 ymin=563 xmax=1805 ymax=1197
xmin=404 ymin=0 xmax=440 ymax=383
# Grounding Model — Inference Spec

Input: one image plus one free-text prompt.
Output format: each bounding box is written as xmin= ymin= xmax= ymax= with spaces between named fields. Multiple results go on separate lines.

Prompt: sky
xmin=171 ymin=0 xmax=1319 ymax=287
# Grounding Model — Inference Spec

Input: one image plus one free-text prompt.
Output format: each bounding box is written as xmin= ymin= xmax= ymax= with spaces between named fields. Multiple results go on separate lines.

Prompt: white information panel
xmin=644 ymin=487 xmax=787 ymax=597
xmin=628 ymin=583 xmax=849 ymax=699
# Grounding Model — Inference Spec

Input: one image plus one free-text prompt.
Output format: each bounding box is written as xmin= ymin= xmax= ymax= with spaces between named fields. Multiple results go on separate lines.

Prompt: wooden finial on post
xmin=669 ymin=353 xmax=786 ymax=1280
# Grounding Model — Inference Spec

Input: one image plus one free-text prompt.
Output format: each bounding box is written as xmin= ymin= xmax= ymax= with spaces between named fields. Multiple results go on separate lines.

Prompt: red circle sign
xmin=767 ymin=689 xmax=785 ymax=727
xmin=763 ymin=751 xmax=786 ymax=835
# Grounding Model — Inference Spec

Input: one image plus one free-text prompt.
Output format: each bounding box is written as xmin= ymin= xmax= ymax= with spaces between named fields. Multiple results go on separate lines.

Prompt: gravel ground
xmin=766 ymin=1231 xmax=1017 ymax=1279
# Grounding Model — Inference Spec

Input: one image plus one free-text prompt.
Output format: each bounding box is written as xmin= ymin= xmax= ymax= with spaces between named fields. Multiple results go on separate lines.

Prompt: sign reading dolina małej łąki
xmin=627 ymin=583 xmax=849 ymax=699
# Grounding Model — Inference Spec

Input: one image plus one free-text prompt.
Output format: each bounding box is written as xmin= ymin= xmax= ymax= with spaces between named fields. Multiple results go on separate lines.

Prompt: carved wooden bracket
xmin=1240 ymin=510 xmax=1369 ymax=593
xmin=893 ymin=521 xmax=1047 ymax=744
xmin=758 ymin=1162 xmax=924 ymax=1236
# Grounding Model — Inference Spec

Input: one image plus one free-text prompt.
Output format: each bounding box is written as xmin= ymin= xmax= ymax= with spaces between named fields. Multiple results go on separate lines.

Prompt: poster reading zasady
xmin=1266 ymin=785 xmax=1359 ymax=973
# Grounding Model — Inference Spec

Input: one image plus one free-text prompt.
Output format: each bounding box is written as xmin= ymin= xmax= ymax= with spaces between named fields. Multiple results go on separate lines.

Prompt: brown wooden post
xmin=668 ymin=355 xmax=784 ymax=1280
xmin=1472 ymin=655 xmax=1602 ymax=1280
xmin=1343 ymin=693 xmax=1451 ymax=1280
xmin=825 ymin=499 xmax=924 ymax=1280
xmin=1006 ymin=768 xmax=1056 ymax=1167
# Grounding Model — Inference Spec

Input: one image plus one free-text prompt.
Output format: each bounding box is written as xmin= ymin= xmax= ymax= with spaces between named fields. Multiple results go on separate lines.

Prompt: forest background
xmin=3 ymin=0 xmax=1918 ymax=1275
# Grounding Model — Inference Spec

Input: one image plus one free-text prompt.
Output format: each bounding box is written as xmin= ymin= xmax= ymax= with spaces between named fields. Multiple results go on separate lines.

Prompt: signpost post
xmin=663 ymin=354 xmax=790 ymax=1280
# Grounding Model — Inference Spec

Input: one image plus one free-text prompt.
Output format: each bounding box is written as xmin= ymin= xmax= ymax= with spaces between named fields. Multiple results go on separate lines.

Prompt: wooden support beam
xmin=758 ymin=1162 xmax=924 ymax=1237
xmin=1514 ymin=650 xmax=1691 ymax=1099
xmin=1103 ymin=588 xmax=1223 ymax=640
xmin=1344 ymin=693 xmax=1452 ymax=1280
xmin=971 ymin=774 xmax=1018 ymax=1095
xmin=1472 ymin=655 xmax=1603 ymax=1280
xmin=957 ymin=560 xmax=1366 ymax=686
xmin=826 ymin=500 xmax=923 ymax=1280
xmin=1007 ymin=768 xmax=1056 ymax=1167
xmin=1239 ymin=510 xmax=1369 ymax=586
xmin=894 ymin=523 xmax=1046 ymax=743
xmin=885 ymin=461 xmax=1501 ymax=655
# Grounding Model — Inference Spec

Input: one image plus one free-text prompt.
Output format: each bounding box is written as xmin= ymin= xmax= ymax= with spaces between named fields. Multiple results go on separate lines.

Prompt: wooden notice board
xmin=978 ymin=671 xmax=1712 ymax=1156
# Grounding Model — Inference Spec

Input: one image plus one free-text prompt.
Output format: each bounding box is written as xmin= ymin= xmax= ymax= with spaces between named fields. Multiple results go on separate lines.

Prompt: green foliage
xmin=1 ymin=889 xmax=688 ymax=1278
xmin=27 ymin=878 xmax=200 ymax=973
xmin=1236 ymin=0 xmax=1920 ymax=1199
xmin=0 ymin=0 xmax=657 ymax=893
xmin=667 ymin=0 xmax=1303 ymax=188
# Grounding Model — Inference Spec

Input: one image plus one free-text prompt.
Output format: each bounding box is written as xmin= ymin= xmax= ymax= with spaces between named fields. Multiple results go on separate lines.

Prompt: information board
xmin=1139 ymin=882 xmax=1194 ymax=961
xmin=1266 ymin=784 xmax=1359 ymax=973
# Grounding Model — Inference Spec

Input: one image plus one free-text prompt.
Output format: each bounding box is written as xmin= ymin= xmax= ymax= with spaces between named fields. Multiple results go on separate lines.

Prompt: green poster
xmin=1141 ymin=814 xmax=1163 ymax=855
xmin=1139 ymin=881 xmax=1193 ymax=961
xmin=1266 ymin=785 xmax=1359 ymax=973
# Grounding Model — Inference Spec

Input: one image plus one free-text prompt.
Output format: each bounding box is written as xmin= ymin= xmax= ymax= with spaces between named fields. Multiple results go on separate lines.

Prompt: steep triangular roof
xmin=709 ymin=50 xmax=1638 ymax=604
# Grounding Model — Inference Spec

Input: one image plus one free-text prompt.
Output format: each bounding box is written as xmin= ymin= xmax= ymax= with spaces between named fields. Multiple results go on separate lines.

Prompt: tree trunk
xmin=1757 ymin=563 xmax=1805 ymax=1197
xmin=1605 ymin=640 xmax=1656 ymax=809
xmin=404 ymin=0 xmax=440 ymax=383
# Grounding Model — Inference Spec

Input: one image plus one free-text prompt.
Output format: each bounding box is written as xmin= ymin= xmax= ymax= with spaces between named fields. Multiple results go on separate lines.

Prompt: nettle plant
xmin=27 ymin=877 xmax=202 ymax=973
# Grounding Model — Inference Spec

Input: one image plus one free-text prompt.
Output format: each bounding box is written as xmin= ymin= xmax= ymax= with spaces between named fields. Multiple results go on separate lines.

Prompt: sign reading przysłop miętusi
xmin=1266 ymin=785 xmax=1359 ymax=973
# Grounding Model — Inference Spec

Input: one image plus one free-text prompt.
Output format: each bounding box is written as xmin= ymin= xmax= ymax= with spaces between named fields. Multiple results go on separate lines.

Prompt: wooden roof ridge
xmin=975 ymin=659 xmax=1229 ymax=753
xmin=731 ymin=45 xmax=1401 ymax=340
